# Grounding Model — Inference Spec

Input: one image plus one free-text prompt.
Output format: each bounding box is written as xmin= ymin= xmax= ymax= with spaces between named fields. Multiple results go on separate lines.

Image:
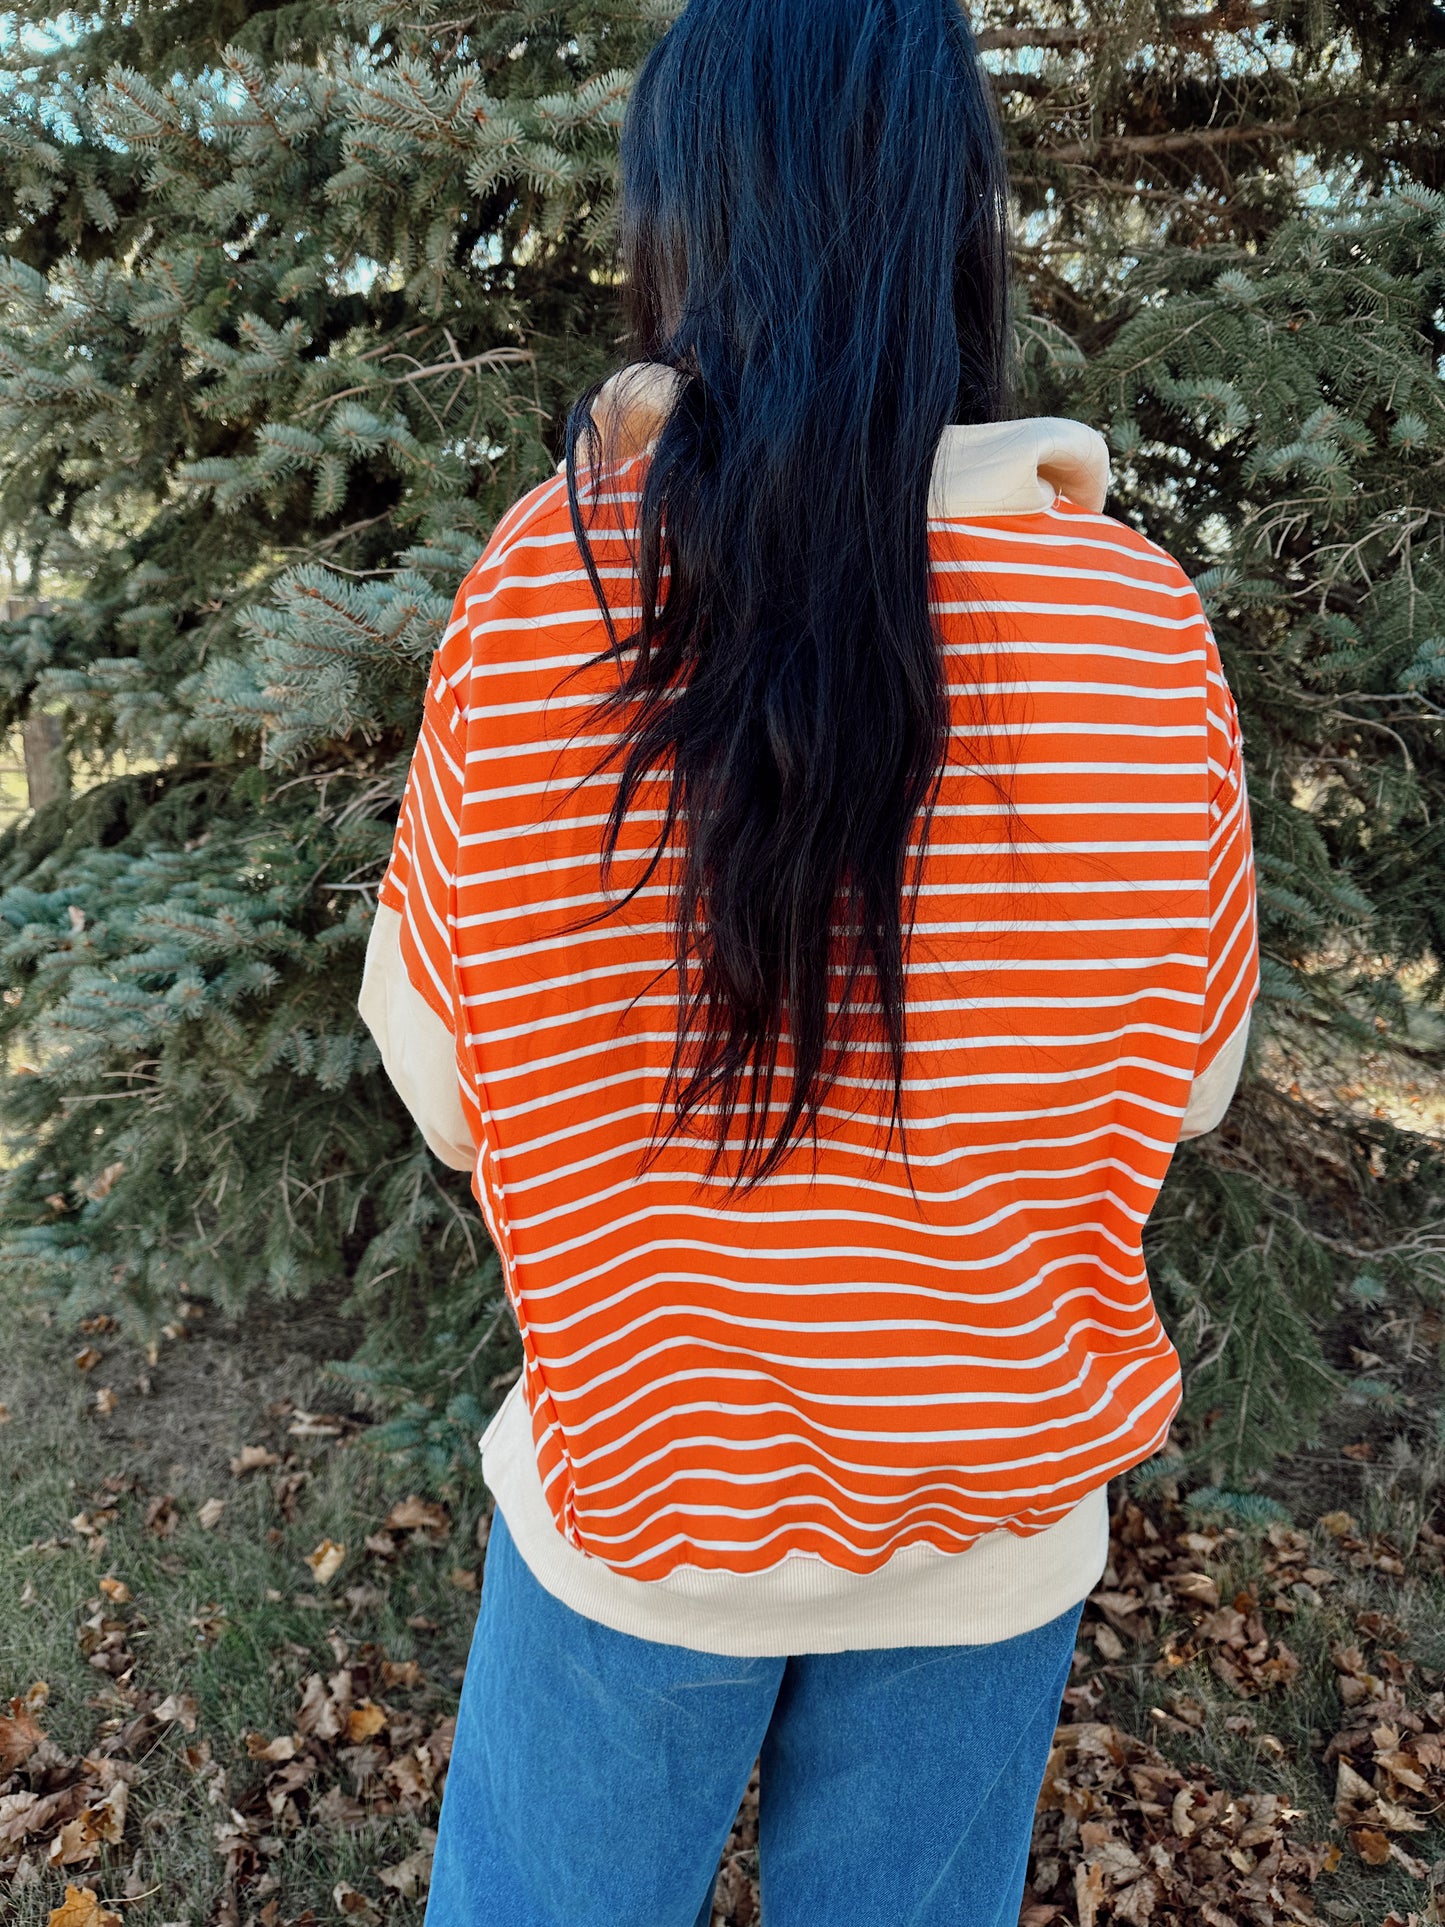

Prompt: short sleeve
xmin=1196 ymin=631 xmax=1260 ymax=1078
xmin=378 ymin=603 xmax=469 ymax=1033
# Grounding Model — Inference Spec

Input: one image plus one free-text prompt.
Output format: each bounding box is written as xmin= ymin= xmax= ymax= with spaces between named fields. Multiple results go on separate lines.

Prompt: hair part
xmin=565 ymin=0 xmax=1014 ymax=1189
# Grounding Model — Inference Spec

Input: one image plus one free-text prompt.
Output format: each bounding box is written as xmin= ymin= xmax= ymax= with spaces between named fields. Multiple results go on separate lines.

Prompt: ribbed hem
xmin=479 ymin=1384 xmax=1110 ymax=1657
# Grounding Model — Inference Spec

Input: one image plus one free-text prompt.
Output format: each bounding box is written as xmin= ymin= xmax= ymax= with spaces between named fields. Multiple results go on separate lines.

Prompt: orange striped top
xmin=378 ymin=390 xmax=1259 ymax=1584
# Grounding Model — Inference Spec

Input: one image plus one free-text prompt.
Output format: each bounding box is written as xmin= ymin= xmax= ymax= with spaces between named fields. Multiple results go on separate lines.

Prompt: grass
xmin=0 ymin=1292 xmax=486 ymax=1927
xmin=3 ymin=1283 xmax=1444 ymax=1927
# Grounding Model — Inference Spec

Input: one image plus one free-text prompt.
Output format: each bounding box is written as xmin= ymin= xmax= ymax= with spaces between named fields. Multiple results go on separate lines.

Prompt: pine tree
xmin=0 ymin=0 xmax=1440 ymax=1481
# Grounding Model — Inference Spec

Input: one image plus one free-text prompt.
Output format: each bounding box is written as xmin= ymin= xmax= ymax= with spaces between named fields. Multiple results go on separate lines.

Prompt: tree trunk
xmin=23 ymin=708 xmax=69 ymax=811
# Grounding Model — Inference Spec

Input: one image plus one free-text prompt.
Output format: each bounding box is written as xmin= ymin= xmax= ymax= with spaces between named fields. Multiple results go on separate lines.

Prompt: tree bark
xmin=23 ymin=708 xmax=70 ymax=811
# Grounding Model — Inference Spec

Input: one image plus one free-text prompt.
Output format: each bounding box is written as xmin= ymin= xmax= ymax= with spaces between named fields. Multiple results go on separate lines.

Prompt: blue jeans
xmin=425 ymin=1507 xmax=1081 ymax=1927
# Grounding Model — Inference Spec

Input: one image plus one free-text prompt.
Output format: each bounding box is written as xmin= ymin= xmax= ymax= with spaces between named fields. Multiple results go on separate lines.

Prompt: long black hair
xmin=565 ymin=0 xmax=1014 ymax=1187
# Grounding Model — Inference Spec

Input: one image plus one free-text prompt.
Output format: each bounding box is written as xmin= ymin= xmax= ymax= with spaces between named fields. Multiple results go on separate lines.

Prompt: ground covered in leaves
xmin=2 ymin=1291 xmax=1444 ymax=1927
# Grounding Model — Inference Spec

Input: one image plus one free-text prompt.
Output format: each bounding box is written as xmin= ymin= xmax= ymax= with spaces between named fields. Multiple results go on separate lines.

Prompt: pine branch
xmin=1043 ymin=118 xmax=1302 ymax=162
xmin=977 ymin=3 xmax=1274 ymax=49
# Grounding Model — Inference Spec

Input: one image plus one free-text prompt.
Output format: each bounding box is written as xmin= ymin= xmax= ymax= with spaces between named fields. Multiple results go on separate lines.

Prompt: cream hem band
xmin=480 ymin=1382 xmax=1111 ymax=1657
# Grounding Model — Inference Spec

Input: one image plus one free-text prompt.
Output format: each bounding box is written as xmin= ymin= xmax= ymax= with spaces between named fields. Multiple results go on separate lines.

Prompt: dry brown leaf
xmin=0 ymin=1701 xmax=45 ymax=1774
xmin=448 ymin=1567 xmax=479 ymax=1592
xmin=0 ymin=1402 xmax=10 ymax=1424
xmin=46 ymin=1885 xmax=122 ymax=1927
xmin=1319 ymin=1509 xmax=1357 ymax=1537
xmin=143 ymin=1494 xmax=178 ymax=1537
xmin=385 ymin=1496 xmax=451 ymax=1540
xmin=188 ymin=1603 xmax=225 ymax=1643
xmin=295 ymin=1675 xmax=344 ymax=1743
xmin=228 ymin=1444 xmax=280 ymax=1477
xmin=1075 ymin=1858 xmax=1106 ymax=1927
xmin=85 ymin=1161 xmax=124 ymax=1201
xmin=1092 ymin=1621 xmax=1125 ymax=1661
xmin=380 ymin=1659 xmax=422 ymax=1691
xmin=72 ymin=1347 xmax=103 ymax=1373
xmin=304 ymin=1539 xmax=345 ymax=1585
xmin=1169 ymin=1571 xmax=1220 ymax=1609
xmin=196 ymin=1498 xmax=225 ymax=1531
xmin=1334 ymin=1758 xmax=1376 ymax=1820
xmin=92 ymin=1388 xmax=117 ymax=1417
xmin=153 ymin=1692 xmax=198 ymax=1733
xmin=331 ymin=1882 xmax=380 ymax=1924
xmin=346 ymin=1700 xmax=387 ymax=1744
xmin=378 ymin=1830 xmax=436 ymax=1898
xmin=1375 ymin=1794 xmax=1430 ymax=1832
xmin=48 ymin=1783 xmax=127 ymax=1867
xmin=244 ymin=1731 xmax=298 ymax=1762
xmin=1350 ymin=1825 xmax=1392 ymax=1864
xmin=97 ymin=1577 xmax=130 ymax=1604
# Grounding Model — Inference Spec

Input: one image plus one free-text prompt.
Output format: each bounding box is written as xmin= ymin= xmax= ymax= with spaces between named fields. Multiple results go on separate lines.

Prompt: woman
xmin=358 ymin=1 xmax=1258 ymax=1921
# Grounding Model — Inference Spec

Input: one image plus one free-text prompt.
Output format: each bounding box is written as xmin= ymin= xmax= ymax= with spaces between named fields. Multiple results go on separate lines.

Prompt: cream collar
xmin=571 ymin=362 xmax=1110 ymax=517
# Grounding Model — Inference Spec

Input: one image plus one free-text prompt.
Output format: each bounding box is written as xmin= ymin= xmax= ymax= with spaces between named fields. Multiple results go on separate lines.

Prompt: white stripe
xmin=527 ymin=1279 xmax=1154 ymax=1367
xmin=516 ymin=1246 xmax=1146 ymax=1341
xmin=507 ymin=1149 xmax=1170 ymax=1237
xmin=931 ymin=558 xmax=1199 ymax=599
xmin=500 ymin=1114 xmax=1177 ymax=1195
xmin=481 ymin=1064 xmax=1191 ymax=1132
xmin=566 ymin=1351 xmax=1173 ymax=1478
xmin=907 ymin=598 xmax=1202 ymax=633
xmin=561 ymin=1341 xmax=1163 ymax=1459
xmin=570 ymin=1396 xmax=1176 ymax=1563
xmin=518 ymin=1208 xmax=1147 ymax=1299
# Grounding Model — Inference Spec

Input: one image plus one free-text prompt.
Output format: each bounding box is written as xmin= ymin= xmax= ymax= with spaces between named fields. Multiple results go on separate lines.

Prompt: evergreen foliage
xmin=0 ymin=0 xmax=1441 ymax=1480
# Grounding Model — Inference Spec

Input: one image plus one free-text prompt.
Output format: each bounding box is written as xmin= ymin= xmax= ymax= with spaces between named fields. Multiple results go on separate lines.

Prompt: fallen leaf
xmin=1075 ymin=1857 xmax=1106 ymax=1927
xmin=331 ymin=1882 xmax=380 ymax=1924
xmin=46 ymin=1885 xmax=122 ymax=1927
xmin=97 ymin=1576 xmax=130 ymax=1604
xmin=188 ymin=1604 xmax=226 ymax=1643
xmin=1350 ymin=1826 xmax=1392 ymax=1865
xmin=1169 ymin=1571 xmax=1220 ymax=1609
xmin=143 ymin=1494 xmax=179 ymax=1537
xmin=448 ymin=1567 xmax=479 ymax=1592
xmin=92 ymin=1387 xmax=117 ymax=1416
xmin=0 ymin=1700 xmax=45 ymax=1774
xmin=378 ymin=1829 xmax=437 ymax=1898
xmin=381 ymin=1659 xmax=422 ymax=1691
xmin=229 ymin=1444 xmax=280 ymax=1477
xmin=153 ymin=1692 xmax=198 ymax=1733
xmin=0 ymin=1402 xmax=9 ymax=1423
xmin=314 ymin=1785 xmax=367 ymax=1830
xmin=1093 ymin=1622 xmax=1125 ymax=1661
xmin=244 ymin=1731 xmax=298 ymax=1762
xmin=1319 ymin=1510 xmax=1356 ymax=1537
xmin=346 ymin=1700 xmax=387 ymax=1744
xmin=73 ymin=1347 xmax=103 ymax=1373
xmin=1334 ymin=1758 xmax=1377 ymax=1821
xmin=196 ymin=1498 xmax=225 ymax=1531
xmin=48 ymin=1782 xmax=127 ymax=1867
xmin=295 ymin=1674 xmax=344 ymax=1743
xmin=304 ymin=1538 xmax=346 ymax=1585
xmin=386 ymin=1496 xmax=451 ymax=1540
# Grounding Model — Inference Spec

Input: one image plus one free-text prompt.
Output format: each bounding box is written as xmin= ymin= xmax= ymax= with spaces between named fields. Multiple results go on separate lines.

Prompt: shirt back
xmin=379 ymin=423 xmax=1258 ymax=1582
